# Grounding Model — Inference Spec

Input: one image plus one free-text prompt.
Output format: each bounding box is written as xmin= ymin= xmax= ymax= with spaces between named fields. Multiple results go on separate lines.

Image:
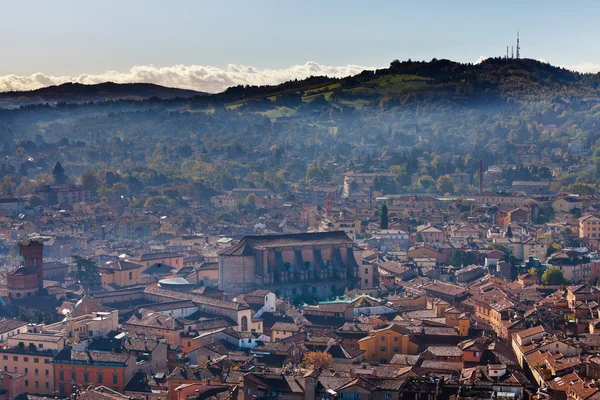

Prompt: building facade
xmin=218 ymin=232 xmax=359 ymax=299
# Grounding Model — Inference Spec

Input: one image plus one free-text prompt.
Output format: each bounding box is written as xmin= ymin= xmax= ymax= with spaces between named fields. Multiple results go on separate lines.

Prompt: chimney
xmin=303 ymin=370 xmax=319 ymax=400
xmin=479 ymin=160 xmax=483 ymax=194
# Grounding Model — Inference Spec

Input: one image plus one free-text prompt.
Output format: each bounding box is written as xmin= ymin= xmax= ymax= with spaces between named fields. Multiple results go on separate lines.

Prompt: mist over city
xmin=1 ymin=2 xmax=600 ymax=400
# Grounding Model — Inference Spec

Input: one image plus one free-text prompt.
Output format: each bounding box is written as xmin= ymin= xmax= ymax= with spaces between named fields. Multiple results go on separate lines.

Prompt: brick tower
xmin=19 ymin=239 xmax=44 ymax=291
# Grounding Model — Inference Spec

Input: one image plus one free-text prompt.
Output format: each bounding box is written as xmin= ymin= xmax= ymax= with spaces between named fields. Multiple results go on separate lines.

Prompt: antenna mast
xmin=516 ymin=31 xmax=520 ymax=59
xmin=506 ymin=46 xmax=509 ymax=60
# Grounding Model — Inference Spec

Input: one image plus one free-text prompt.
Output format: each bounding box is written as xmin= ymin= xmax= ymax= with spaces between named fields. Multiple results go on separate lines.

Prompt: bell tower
xmin=19 ymin=239 xmax=44 ymax=291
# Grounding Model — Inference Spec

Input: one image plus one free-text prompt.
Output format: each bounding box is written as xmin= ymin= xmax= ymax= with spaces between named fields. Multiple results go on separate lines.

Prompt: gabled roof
xmin=218 ymin=231 xmax=353 ymax=255
xmin=100 ymin=260 xmax=142 ymax=271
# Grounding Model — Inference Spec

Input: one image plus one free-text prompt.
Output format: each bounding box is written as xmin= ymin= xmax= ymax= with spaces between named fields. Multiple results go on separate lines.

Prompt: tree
xmin=35 ymin=173 xmax=53 ymax=185
xmin=416 ymin=232 xmax=424 ymax=243
xmin=436 ymin=175 xmax=455 ymax=194
xmin=303 ymin=351 xmax=333 ymax=370
xmin=29 ymin=194 xmax=44 ymax=207
xmin=546 ymin=242 xmax=562 ymax=257
xmin=450 ymin=250 xmax=476 ymax=267
xmin=417 ymin=175 xmax=435 ymax=190
xmin=506 ymin=226 xmax=513 ymax=239
xmin=72 ymin=256 xmax=101 ymax=289
xmin=81 ymin=171 xmax=100 ymax=197
xmin=528 ymin=267 xmax=538 ymax=276
xmin=380 ymin=204 xmax=389 ymax=229
xmin=541 ymin=267 xmax=567 ymax=286
xmin=52 ymin=162 xmax=68 ymax=184
xmin=560 ymin=227 xmax=582 ymax=248
xmin=501 ymin=252 xmax=520 ymax=268
xmin=145 ymin=196 xmax=173 ymax=207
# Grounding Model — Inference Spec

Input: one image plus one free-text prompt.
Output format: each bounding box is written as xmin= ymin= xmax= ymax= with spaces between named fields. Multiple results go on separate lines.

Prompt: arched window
xmin=241 ymin=316 xmax=248 ymax=332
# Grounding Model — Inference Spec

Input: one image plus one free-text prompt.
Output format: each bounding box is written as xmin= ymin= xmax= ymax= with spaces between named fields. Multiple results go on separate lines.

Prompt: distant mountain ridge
xmin=0 ymin=81 xmax=206 ymax=107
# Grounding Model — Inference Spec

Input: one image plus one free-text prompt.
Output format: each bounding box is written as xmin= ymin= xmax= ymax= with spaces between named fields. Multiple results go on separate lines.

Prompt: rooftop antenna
xmin=511 ymin=46 xmax=514 ymax=59
xmin=516 ymin=31 xmax=520 ymax=59
xmin=506 ymin=46 xmax=509 ymax=60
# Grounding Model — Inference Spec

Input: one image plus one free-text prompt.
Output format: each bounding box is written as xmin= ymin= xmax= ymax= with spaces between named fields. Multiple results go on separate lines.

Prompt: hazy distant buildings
xmin=37 ymin=184 xmax=91 ymax=206
xmin=0 ymin=198 xmax=25 ymax=216
xmin=511 ymin=181 xmax=551 ymax=193
xmin=343 ymin=171 xmax=394 ymax=198
xmin=294 ymin=184 xmax=337 ymax=206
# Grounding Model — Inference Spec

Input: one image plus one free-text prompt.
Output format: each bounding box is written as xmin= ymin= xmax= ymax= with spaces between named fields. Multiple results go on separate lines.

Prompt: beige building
xmin=553 ymin=197 xmax=582 ymax=213
xmin=0 ymin=319 xmax=28 ymax=343
xmin=580 ymin=214 xmax=600 ymax=240
xmin=319 ymin=217 xmax=358 ymax=240
xmin=358 ymin=324 xmax=420 ymax=364
xmin=43 ymin=311 xmax=119 ymax=342
xmin=0 ymin=333 xmax=64 ymax=395
xmin=270 ymin=322 xmax=302 ymax=342
xmin=99 ymin=260 xmax=143 ymax=289
xmin=130 ymin=252 xmax=184 ymax=270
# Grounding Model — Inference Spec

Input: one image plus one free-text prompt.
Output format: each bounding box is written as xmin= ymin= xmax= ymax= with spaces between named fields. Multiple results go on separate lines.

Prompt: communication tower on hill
xmin=516 ymin=31 xmax=521 ymax=59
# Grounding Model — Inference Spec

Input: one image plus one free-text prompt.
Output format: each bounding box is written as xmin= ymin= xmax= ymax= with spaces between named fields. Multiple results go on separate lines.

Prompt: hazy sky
xmin=2 ymin=0 xmax=600 ymax=92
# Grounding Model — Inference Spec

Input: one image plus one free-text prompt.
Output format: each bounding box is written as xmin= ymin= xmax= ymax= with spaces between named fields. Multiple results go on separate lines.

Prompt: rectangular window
xmin=13 ymin=356 xmax=17 ymax=361
xmin=25 ymin=368 xmax=28 ymax=374
xmin=34 ymin=369 xmax=38 ymax=375
xmin=34 ymin=358 xmax=39 ymax=363
xmin=45 ymin=369 xmax=49 ymax=376
xmin=394 ymin=337 xmax=398 ymax=342
xmin=71 ymin=371 xmax=76 ymax=381
xmin=1 ymin=356 xmax=6 ymax=360
xmin=25 ymin=380 xmax=28 ymax=386
xmin=84 ymin=372 xmax=89 ymax=383
xmin=35 ymin=381 xmax=39 ymax=388
xmin=45 ymin=382 xmax=49 ymax=389
xmin=59 ymin=384 xmax=65 ymax=395
xmin=98 ymin=373 xmax=103 ymax=383
xmin=44 ymin=359 xmax=49 ymax=364
xmin=113 ymin=374 xmax=118 ymax=385
xmin=59 ymin=371 xmax=64 ymax=380
xmin=24 ymin=357 xmax=29 ymax=362
xmin=380 ymin=346 xmax=386 ymax=351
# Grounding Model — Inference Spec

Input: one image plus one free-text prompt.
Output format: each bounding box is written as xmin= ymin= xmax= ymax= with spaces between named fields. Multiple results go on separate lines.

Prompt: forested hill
xmin=204 ymin=57 xmax=598 ymax=109
xmin=0 ymin=82 xmax=206 ymax=107
xmin=1 ymin=57 xmax=600 ymax=202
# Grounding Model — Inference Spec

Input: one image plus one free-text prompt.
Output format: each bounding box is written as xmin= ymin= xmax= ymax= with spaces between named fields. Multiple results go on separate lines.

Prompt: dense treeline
xmin=0 ymin=58 xmax=600 ymax=204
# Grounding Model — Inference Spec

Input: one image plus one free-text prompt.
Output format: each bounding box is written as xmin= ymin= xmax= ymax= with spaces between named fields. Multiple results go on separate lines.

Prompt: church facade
xmin=218 ymin=231 xmax=359 ymax=300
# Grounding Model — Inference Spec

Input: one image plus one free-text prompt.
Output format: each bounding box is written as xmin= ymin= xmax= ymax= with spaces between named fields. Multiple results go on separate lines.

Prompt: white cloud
xmin=475 ymin=56 xmax=489 ymax=64
xmin=0 ymin=62 xmax=374 ymax=93
xmin=560 ymin=62 xmax=600 ymax=74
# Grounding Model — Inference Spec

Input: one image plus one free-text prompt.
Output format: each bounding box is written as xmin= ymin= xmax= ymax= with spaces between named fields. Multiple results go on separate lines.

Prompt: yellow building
xmin=270 ymin=322 xmax=301 ymax=342
xmin=43 ymin=311 xmax=119 ymax=342
xmin=0 ymin=333 xmax=64 ymax=395
xmin=580 ymin=214 xmax=600 ymax=240
xmin=358 ymin=324 xmax=420 ymax=364
xmin=131 ymin=252 xmax=184 ymax=270
xmin=99 ymin=260 xmax=142 ymax=289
